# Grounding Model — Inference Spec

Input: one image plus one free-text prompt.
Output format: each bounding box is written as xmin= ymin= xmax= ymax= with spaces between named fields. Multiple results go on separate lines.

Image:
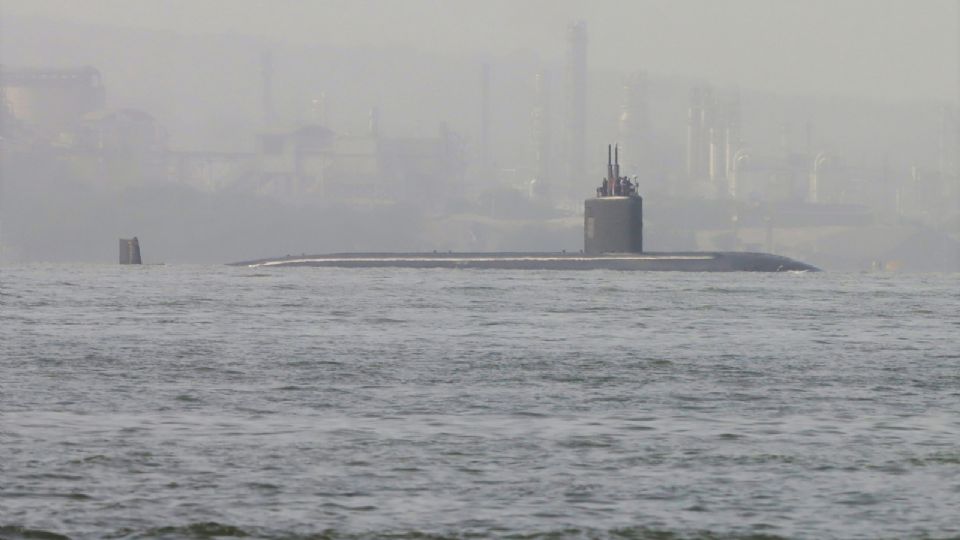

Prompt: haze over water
xmin=1 ymin=265 xmax=958 ymax=539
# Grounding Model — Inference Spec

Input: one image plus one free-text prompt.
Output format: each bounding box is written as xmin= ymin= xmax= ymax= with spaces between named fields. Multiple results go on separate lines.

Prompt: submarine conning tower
xmin=584 ymin=144 xmax=643 ymax=255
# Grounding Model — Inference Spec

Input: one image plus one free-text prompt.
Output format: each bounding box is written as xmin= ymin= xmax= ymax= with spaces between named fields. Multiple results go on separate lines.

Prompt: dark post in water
xmin=119 ymin=237 xmax=142 ymax=265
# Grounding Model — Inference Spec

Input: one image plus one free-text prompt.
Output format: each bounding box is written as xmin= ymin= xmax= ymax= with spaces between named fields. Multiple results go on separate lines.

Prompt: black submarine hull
xmin=231 ymin=252 xmax=819 ymax=272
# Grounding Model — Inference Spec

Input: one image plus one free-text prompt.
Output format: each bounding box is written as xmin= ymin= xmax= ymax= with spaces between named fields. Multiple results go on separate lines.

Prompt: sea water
xmin=1 ymin=265 xmax=958 ymax=539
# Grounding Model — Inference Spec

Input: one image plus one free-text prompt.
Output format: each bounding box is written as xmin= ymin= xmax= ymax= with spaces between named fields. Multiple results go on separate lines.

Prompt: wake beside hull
xmin=231 ymin=252 xmax=819 ymax=272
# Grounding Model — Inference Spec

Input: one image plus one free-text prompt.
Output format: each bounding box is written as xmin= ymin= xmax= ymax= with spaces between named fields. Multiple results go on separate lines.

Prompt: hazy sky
xmin=2 ymin=0 xmax=958 ymax=102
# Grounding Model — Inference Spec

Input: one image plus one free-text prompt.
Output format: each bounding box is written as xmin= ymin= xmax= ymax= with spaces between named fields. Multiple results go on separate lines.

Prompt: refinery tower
xmin=564 ymin=21 xmax=587 ymax=193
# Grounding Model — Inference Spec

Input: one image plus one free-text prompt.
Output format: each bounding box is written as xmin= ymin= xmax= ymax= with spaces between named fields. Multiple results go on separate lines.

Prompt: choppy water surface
xmin=1 ymin=265 xmax=958 ymax=539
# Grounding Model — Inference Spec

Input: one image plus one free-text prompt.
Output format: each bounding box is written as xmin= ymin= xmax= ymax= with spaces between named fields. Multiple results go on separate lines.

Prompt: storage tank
xmin=1 ymin=66 xmax=106 ymax=137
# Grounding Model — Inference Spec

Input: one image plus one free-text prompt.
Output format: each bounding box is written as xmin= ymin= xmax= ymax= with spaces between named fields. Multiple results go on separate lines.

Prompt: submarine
xmin=232 ymin=146 xmax=818 ymax=272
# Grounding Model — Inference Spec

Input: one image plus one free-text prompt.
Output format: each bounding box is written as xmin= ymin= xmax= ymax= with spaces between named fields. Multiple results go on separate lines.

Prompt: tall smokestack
xmin=955 ymin=0 xmax=960 ymax=270
xmin=530 ymin=71 xmax=550 ymax=183
xmin=686 ymin=87 xmax=704 ymax=182
xmin=480 ymin=63 xmax=491 ymax=181
xmin=939 ymin=104 xmax=951 ymax=184
xmin=260 ymin=50 xmax=276 ymax=127
xmin=614 ymin=144 xmax=620 ymax=180
xmin=564 ymin=21 xmax=587 ymax=191
xmin=709 ymin=126 xmax=720 ymax=183
xmin=719 ymin=90 xmax=741 ymax=186
xmin=368 ymin=106 xmax=380 ymax=137
xmin=607 ymin=144 xmax=613 ymax=183
xmin=698 ymin=87 xmax=713 ymax=182
xmin=309 ymin=92 xmax=326 ymax=125
xmin=619 ymin=72 xmax=648 ymax=181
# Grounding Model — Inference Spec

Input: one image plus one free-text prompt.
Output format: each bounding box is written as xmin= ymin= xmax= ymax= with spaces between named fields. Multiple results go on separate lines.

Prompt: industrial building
xmin=0 ymin=66 xmax=168 ymax=187
xmin=252 ymin=115 xmax=465 ymax=204
xmin=684 ymin=85 xmax=742 ymax=198
xmin=0 ymin=18 xmax=955 ymax=271
xmin=0 ymin=66 xmax=105 ymax=140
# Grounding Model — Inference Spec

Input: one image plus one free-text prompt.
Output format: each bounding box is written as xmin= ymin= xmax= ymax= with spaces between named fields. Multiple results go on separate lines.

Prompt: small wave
xmin=1 ymin=492 xmax=91 ymax=500
xmin=3 ymin=523 xmax=796 ymax=540
xmin=319 ymin=502 xmax=378 ymax=512
xmin=273 ymin=284 xmax=299 ymax=290
xmin=0 ymin=525 xmax=70 ymax=540
xmin=110 ymin=522 xmax=249 ymax=539
xmin=443 ymin=285 xmax=497 ymax=291
xmin=557 ymin=436 xmax=615 ymax=449
xmin=908 ymin=452 xmax=960 ymax=466
xmin=362 ymin=317 xmax=406 ymax=324
xmin=71 ymin=454 xmax=109 ymax=465
xmin=244 ymin=482 xmax=280 ymax=490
